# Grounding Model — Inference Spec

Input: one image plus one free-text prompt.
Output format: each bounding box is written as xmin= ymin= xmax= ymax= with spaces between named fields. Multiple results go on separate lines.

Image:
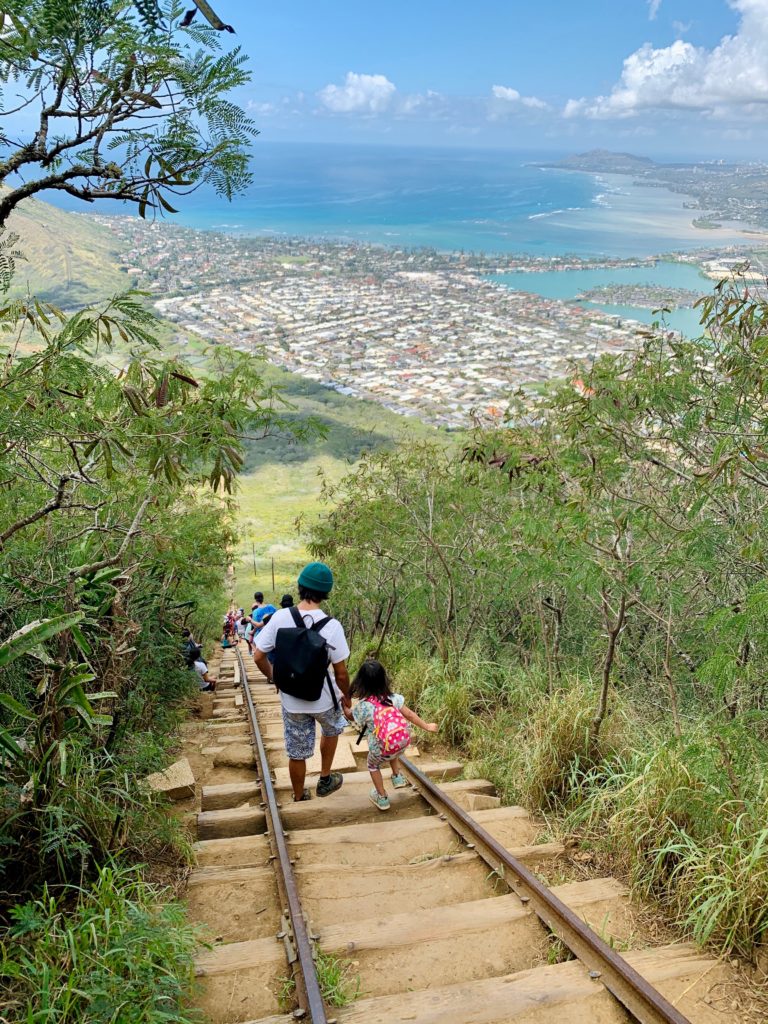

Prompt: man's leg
xmin=289 ymin=758 xmax=307 ymax=801
xmin=282 ymin=709 xmax=315 ymax=801
xmin=316 ymin=709 xmax=346 ymax=797
xmin=319 ymin=733 xmax=338 ymax=775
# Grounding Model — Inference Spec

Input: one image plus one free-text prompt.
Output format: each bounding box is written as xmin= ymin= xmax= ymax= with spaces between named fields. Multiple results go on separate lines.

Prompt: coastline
xmin=532 ymin=168 xmax=768 ymax=251
xmin=143 ymin=144 xmax=768 ymax=260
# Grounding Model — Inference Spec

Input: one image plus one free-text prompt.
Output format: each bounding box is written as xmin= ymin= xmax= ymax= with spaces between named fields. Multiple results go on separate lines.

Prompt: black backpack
xmin=273 ymin=607 xmax=338 ymax=707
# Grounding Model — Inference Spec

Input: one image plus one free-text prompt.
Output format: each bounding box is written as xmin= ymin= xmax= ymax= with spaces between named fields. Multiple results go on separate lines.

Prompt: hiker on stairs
xmin=253 ymin=562 xmax=351 ymax=802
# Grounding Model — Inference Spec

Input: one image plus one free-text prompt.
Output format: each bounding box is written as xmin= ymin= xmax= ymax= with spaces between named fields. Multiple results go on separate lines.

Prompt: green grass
xmin=315 ymin=950 xmax=362 ymax=1007
xmin=0 ymin=866 xmax=202 ymax=1024
xmin=276 ymin=951 xmax=361 ymax=1013
xmin=5 ymin=193 xmax=129 ymax=307
xmin=233 ymin=364 xmax=445 ymax=608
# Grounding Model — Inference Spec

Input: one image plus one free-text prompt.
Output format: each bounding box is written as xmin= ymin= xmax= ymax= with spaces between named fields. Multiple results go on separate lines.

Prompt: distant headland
xmin=539 ymin=149 xmax=768 ymax=232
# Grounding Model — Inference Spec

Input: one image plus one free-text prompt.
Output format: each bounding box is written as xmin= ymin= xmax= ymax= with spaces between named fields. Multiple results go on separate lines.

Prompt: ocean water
xmin=494 ymin=262 xmax=710 ymax=338
xmin=172 ymin=143 xmax=757 ymax=259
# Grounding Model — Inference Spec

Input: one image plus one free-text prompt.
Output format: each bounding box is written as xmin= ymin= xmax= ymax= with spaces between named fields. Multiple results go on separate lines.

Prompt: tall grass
xmin=0 ymin=865 xmax=202 ymax=1024
xmin=566 ymin=725 xmax=768 ymax=957
xmin=385 ymin=642 xmax=768 ymax=958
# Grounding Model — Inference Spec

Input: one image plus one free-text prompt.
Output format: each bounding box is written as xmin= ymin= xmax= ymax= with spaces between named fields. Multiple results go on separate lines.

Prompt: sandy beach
xmin=564 ymin=172 xmax=768 ymax=249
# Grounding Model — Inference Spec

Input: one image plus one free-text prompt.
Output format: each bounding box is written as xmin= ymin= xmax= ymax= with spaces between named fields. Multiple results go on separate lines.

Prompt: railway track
xmin=179 ymin=642 xmax=732 ymax=1024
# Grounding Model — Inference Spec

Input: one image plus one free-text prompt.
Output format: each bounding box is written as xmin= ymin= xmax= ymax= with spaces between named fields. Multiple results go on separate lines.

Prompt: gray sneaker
xmin=316 ymin=772 xmax=343 ymax=797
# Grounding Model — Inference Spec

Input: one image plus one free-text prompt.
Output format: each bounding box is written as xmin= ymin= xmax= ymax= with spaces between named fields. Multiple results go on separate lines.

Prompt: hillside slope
xmin=5 ymin=194 xmax=128 ymax=306
xmin=234 ymin=363 xmax=445 ymax=603
xmin=0 ymin=192 xmax=446 ymax=599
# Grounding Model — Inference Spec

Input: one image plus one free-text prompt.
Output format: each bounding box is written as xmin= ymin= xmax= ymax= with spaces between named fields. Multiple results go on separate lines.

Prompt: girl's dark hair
xmin=351 ymin=659 xmax=393 ymax=703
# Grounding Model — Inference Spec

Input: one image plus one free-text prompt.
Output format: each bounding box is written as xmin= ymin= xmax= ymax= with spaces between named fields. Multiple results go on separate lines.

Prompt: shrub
xmin=0 ymin=866 xmax=202 ymax=1024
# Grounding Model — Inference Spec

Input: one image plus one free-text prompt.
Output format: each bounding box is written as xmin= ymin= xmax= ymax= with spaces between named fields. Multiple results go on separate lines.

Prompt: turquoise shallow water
xmin=46 ymin=142 xmax=758 ymax=335
xmin=493 ymin=262 xmax=710 ymax=337
xmin=164 ymin=144 xmax=759 ymax=261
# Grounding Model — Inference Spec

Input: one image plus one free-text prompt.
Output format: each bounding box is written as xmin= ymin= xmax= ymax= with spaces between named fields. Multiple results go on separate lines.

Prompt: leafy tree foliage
xmin=0 ymin=288 xmax=307 ymax=895
xmin=310 ymin=276 xmax=768 ymax=953
xmin=0 ymin=0 xmax=257 ymax=225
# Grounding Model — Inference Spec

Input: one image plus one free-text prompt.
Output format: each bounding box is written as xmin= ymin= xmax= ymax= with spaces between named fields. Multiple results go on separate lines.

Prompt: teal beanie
xmin=298 ymin=561 xmax=334 ymax=594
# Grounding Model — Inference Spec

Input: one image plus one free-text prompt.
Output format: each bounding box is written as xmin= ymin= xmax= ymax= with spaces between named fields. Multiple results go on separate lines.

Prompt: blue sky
xmin=219 ymin=0 xmax=768 ymax=158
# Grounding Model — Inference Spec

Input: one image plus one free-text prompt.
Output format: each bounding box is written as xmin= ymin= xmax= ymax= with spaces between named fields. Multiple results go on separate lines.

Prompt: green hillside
xmin=232 ymin=364 xmax=446 ymax=606
xmin=5 ymin=194 xmax=128 ymax=306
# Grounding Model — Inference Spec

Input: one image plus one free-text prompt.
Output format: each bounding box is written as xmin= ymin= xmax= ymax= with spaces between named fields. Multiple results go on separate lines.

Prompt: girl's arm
xmin=401 ymin=705 xmax=438 ymax=732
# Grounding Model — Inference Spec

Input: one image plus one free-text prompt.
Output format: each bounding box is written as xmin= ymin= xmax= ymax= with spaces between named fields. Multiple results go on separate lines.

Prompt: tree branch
xmin=0 ymin=475 xmax=72 ymax=548
xmin=69 ymin=496 xmax=152 ymax=579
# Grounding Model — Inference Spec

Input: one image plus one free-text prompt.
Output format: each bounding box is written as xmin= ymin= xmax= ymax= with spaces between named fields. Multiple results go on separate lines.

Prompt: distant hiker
xmin=182 ymin=627 xmax=196 ymax=662
xmin=244 ymin=618 xmax=255 ymax=654
xmin=237 ymin=616 xmax=249 ymax=641
xmin=253 ymin=603 xmax=277 ymax=635
xmin=182 ymin=628 xmax=216 ymax=691
xmin=347 ymin=659 xmax=437 ymax=812
xmin=251 ymin=591 xmax=264 ymax=618
xmin=280 ymin=593 xmax=294 ymax=609
xmin=254 ymin=562 xmax=351 ymax=802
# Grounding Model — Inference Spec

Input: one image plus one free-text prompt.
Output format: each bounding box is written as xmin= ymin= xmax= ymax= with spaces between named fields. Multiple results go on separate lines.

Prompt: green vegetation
xmin=1 ymin=867 xmax=201 ymax=1023
xmin=308 ymin=277 xmax=768 ymax=959
xmin=0 ymin=287 xmax=296 ymax=1018
xmin=314 ymin=950 xmax=362 ymax=1007
xmin=277 ymin=951 xmax=360 ymax=1013
xmin=233 ymin=364 xmax=440 ymax=607
xmin=4 ymin=195 xmax=129 ymax=307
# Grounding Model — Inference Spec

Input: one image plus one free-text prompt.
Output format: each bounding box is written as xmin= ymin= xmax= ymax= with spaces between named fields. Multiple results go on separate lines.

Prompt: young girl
xmin=347 ymin=659 xmax=438 ymax=811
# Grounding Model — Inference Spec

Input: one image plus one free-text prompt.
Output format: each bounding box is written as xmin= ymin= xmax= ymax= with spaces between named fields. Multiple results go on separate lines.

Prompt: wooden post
xmin=271 ymin=557 xmax=275 ymax=592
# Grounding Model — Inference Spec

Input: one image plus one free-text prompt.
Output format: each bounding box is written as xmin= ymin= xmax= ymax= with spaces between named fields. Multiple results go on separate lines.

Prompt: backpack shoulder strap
xmin=310 ymin=615 xmax=333 ymax=632
xmin=288 ymin=606 xmax=303 ymax=628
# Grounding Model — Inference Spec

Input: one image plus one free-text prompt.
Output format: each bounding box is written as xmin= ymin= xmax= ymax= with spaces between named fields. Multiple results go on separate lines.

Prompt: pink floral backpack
xmin=366 ymin=696 xmax=411 ymax=757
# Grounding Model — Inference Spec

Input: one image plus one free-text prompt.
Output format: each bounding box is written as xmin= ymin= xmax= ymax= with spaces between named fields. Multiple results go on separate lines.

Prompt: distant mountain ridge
xmin=546 ymin=150 xmax=659 ymax=173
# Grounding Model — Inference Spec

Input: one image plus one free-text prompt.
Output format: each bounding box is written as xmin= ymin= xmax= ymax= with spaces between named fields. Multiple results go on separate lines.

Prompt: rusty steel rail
xmin=235 ymin=646 xmax=329 ymax=1024
xmin=401 ymin=755 xmax=692 ymax=1024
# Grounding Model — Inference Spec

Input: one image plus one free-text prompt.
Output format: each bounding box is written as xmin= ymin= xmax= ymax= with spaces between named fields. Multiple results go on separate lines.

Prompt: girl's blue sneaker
xmin=391 ymin=773 xmax=408 ymax=788
xmin=369 ymin=787 xmax=390 ymax=811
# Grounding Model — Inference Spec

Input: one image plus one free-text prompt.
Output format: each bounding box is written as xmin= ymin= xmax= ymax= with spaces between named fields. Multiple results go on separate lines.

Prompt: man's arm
xmin=254 ymin=648 xmax=273 ymax=682
xmin=333 ymin=660 xmax=351 ymax=708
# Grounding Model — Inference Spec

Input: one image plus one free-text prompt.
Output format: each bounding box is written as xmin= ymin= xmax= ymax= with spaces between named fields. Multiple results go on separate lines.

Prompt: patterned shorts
xmin=281 ymin=706 xmax=348 ymax=761
xmin=367 ymin=745 xmax=408 ymax=772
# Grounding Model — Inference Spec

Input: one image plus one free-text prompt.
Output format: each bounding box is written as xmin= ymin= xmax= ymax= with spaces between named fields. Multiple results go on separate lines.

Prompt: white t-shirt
xmin=255 ymin=606 xmax=350 ymax=714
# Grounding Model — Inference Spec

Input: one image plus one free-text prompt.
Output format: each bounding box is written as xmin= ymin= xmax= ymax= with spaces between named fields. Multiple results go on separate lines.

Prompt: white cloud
xmin=492 ymin=85 xmax=521 ymax=102
xmin=672 ymin=19 xmax=693 ymax=34
xmin=318 ymin=72 xmax=396 ymax=113
xmin=566 ymin=0 xmax=768 ymax=119
xmin=491 ymin=84 xmax=549 ymax=111
xmin=648 ymin=0 xmax=662 ymax=19
xmin=399 ymin=90 xmax=446 ymax=115
xmin=248 ymin=101 xmax=277 ymax=116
